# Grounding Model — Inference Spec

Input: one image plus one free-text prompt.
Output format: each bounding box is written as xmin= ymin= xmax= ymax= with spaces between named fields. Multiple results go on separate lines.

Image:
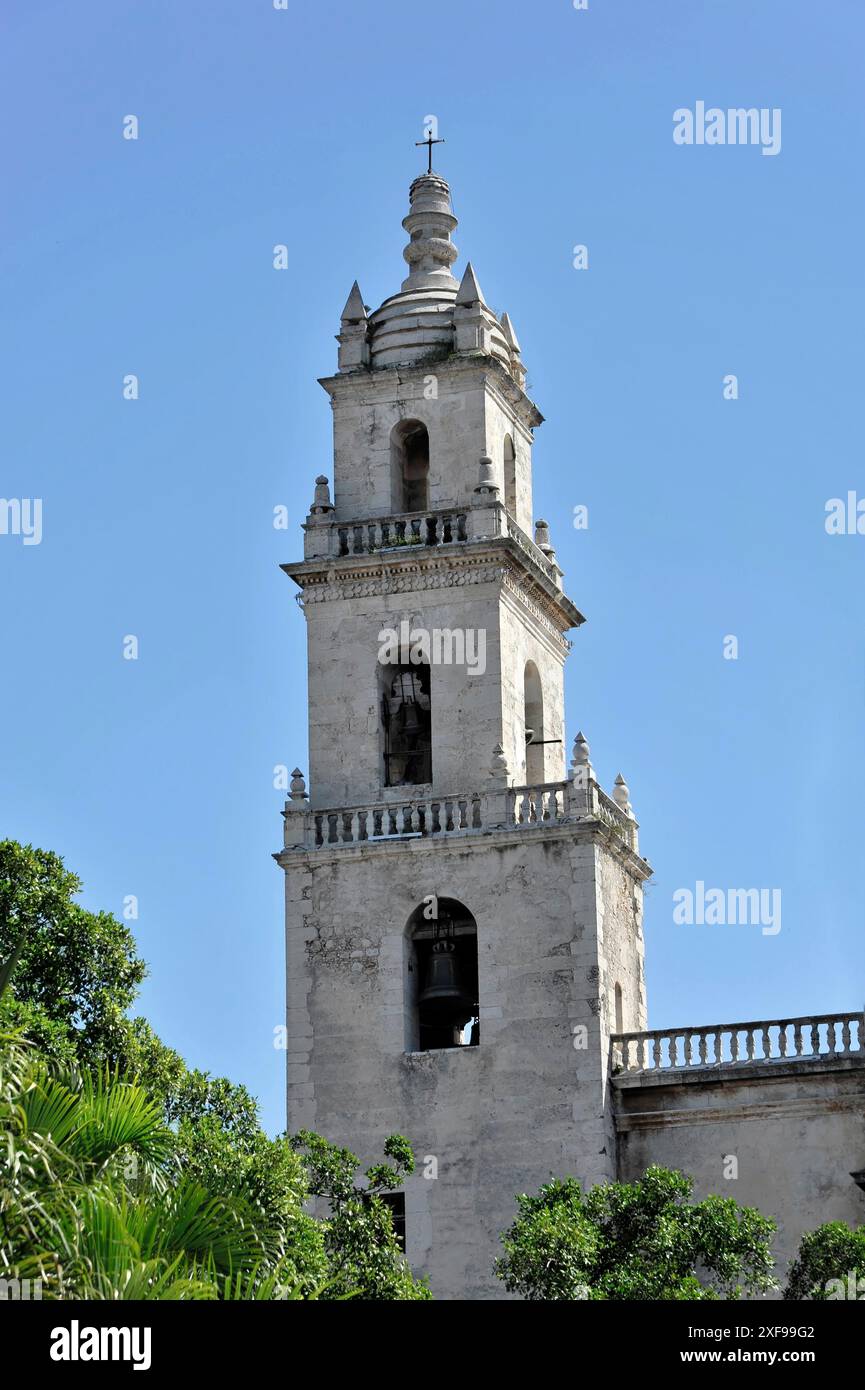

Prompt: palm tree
xmin=0 ymin=976 xmax=315 ymax=1299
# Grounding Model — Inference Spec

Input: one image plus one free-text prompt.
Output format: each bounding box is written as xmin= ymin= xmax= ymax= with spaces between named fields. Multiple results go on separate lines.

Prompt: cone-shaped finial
xmin=456 ymin=261 xmax=486 ymax=306
xmin=572 ymin=731 xmax=590 ymax=764
xmin=613 ymin=772 xmax=633 ymax=817
xmin=340 ymin=281 xmax=367 ymax=324
xmin=500 ymin=311 xmax=521 ymax=353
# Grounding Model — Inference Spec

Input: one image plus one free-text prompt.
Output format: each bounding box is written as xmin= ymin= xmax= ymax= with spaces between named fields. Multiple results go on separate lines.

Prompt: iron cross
xmin=416 ymin=131 xmax=444 ymax=173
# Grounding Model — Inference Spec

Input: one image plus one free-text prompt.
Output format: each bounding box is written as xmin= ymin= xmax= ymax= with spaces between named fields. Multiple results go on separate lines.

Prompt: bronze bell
xmin=418 ymin=940 xmax=472 ymax=1017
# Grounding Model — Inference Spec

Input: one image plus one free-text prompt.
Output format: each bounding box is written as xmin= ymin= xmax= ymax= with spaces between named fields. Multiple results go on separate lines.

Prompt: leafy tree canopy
xmin=785 ymin=1221 xmax=865 ymax=1300
xmin=495 ymin=1166 xmax=777 ymax=1300
xmin=0 ymin=839 xmax=426 ymax=1299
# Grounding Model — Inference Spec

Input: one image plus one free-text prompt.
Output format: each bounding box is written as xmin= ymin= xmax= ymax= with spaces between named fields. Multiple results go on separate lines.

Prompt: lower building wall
xmin=613 ymin=1062 xmax=865 ymax=1291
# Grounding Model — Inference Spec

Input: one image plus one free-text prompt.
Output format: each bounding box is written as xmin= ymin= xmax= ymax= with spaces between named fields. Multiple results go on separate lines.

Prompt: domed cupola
xmin=337 ymin=162 xmax=520 ymax=379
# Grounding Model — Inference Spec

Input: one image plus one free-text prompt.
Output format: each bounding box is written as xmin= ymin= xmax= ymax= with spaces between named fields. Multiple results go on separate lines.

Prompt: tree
xmin=0 ymin=840 xmax=146 ymax=1065
xmin=291 ymin=1131 xmax=431 ymax=1300
xmin=0 ymin=841 xmax=421 ymax=1298
xmin=495 ymin=1166 xmax=776 ymax=1300
xmin=785 ymin=1221 xmax=865 ymax=1300
xmin=0 ymin=1030 xmax=324 ymax=1299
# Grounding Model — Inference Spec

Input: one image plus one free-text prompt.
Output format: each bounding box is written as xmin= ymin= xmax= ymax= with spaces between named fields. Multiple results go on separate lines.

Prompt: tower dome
xmin=345 ymin=169 xmax=516 ymax=374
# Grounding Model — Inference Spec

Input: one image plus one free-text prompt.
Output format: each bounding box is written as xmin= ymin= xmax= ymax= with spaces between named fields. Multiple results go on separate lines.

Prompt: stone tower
xmin=276 ymin=163 xmax=652 ymax=1299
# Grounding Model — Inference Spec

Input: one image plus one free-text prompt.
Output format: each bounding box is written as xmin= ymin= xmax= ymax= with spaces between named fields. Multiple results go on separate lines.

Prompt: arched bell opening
xmin=404 ymin=898 xmax=479 ymax=1053
xmin=380 ymin=662 xmax=432 ymax=787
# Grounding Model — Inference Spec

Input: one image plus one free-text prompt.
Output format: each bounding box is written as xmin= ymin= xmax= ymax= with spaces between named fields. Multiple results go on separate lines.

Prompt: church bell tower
xmin=276 ymin=156 xmax=652 ymax=1299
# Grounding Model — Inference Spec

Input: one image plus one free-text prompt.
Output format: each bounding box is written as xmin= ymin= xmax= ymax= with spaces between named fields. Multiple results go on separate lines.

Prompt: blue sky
xmin=2 ymin=0 xmax=863 ymax=1134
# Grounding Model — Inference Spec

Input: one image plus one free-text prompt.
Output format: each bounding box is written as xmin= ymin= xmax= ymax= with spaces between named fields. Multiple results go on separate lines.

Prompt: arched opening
xmin=391 ymin=420 xmax=430 ymax=513
xmin=523 ymin=660 xmax=544 ymax=783
xmin=614 ymin=982 xmax=624 ymax=1035
xmin=381 ymin=663 xmax=432 ymax=786
xmin=404 ymin=897 xmax=479 ymax=1052
xmin=503 ymin=434 xmax=517 ymax=517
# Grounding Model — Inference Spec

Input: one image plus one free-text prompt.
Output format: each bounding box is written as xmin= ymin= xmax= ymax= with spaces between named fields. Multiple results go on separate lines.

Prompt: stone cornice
xmin=282 ymin=541 xmax=584 ymax=637
xmin=613 ymin=1070 xmax=865 ymax=1132
xmin=274 ymin=816 xmax=653 ymax=884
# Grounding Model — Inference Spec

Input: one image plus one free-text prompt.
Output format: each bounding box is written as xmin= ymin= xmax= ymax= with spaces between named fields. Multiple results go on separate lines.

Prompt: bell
xmin=419 ymin=941 xmax=473 ymax=1018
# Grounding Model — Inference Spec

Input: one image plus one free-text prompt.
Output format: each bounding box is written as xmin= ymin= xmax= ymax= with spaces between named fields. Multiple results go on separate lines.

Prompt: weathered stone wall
xmin=498 ymin=587 xmax=566 ymax=786
xmin=613 ymin=1062 xmax=865 ymax=1286
xmin=597 ymin=850 xmax=647 ymax=1039
xmin=284 ymin=827 xmax=647 ymax=1299
xmin=482 ymin=389 xmax=534 ymax=535
xmin=323 ymin=361 xmax=537 ymax=524
xmin=302 ymin=572 xmax=505 ymax=808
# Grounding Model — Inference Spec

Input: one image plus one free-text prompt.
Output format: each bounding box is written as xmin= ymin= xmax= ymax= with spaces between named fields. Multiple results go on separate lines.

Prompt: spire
xmin=456 ymin=262 xmax=486 ymax=306
xmin=500 ymin=311 xmax=526 ymax=388
xmin=400 ymin=174 xmax=459 ymax=293
xmin=500 ymin=312 xmax=520 ymax=352
xmin=337 ymin=280 xmax=370 ymax=370
xmin=340 ymin=280 xmax=367 ymax=325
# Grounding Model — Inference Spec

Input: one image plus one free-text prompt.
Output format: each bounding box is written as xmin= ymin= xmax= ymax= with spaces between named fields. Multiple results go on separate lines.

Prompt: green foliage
xmin=0 ymin=840 xmax=146 ymax=1064
xmin=0 ymin=839 xmax=420 ymax=1299
xmin=291 ymin=1130 xmax=431 ymax=1300
xmin=785 ymin=1221 xmax=865 ymax=1299
xmin=496 ymin=1166 xmax=777 ymax=1300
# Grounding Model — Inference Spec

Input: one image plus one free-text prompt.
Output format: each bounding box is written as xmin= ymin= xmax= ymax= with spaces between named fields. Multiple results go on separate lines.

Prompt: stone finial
xmin=310 ymin=475 xmax=334 ymax=516
xmin=474 ymin=454 xmax=500 ymax=497
xmin=489 ymin=743 xmax=509 ymax=779
xmin=454 ymin=261 xmax=494 ymax=355
xmin=571 ymin=730 xmax=594 ymax=781
xmin=613 ymin=772 xmax=633 ymax=818
xmin=455 ymin=261 xmax=486 ymax=306
xmin=500 ymin=311 xmax=527 ymax=387
xmin=572 ymin=731 xmax=590 ymax=765
xmin=337 ymin=281 xmax=370 ymax=370
xmin=289 ymin=768 xmax=308 ymax=803
xmin=534 ymin=519 xmax=556 ymax=561
xmin=500 ymin=312 xmax=521 ymax=354
xmin=340 ymin=280 xmax=368 ymax=325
